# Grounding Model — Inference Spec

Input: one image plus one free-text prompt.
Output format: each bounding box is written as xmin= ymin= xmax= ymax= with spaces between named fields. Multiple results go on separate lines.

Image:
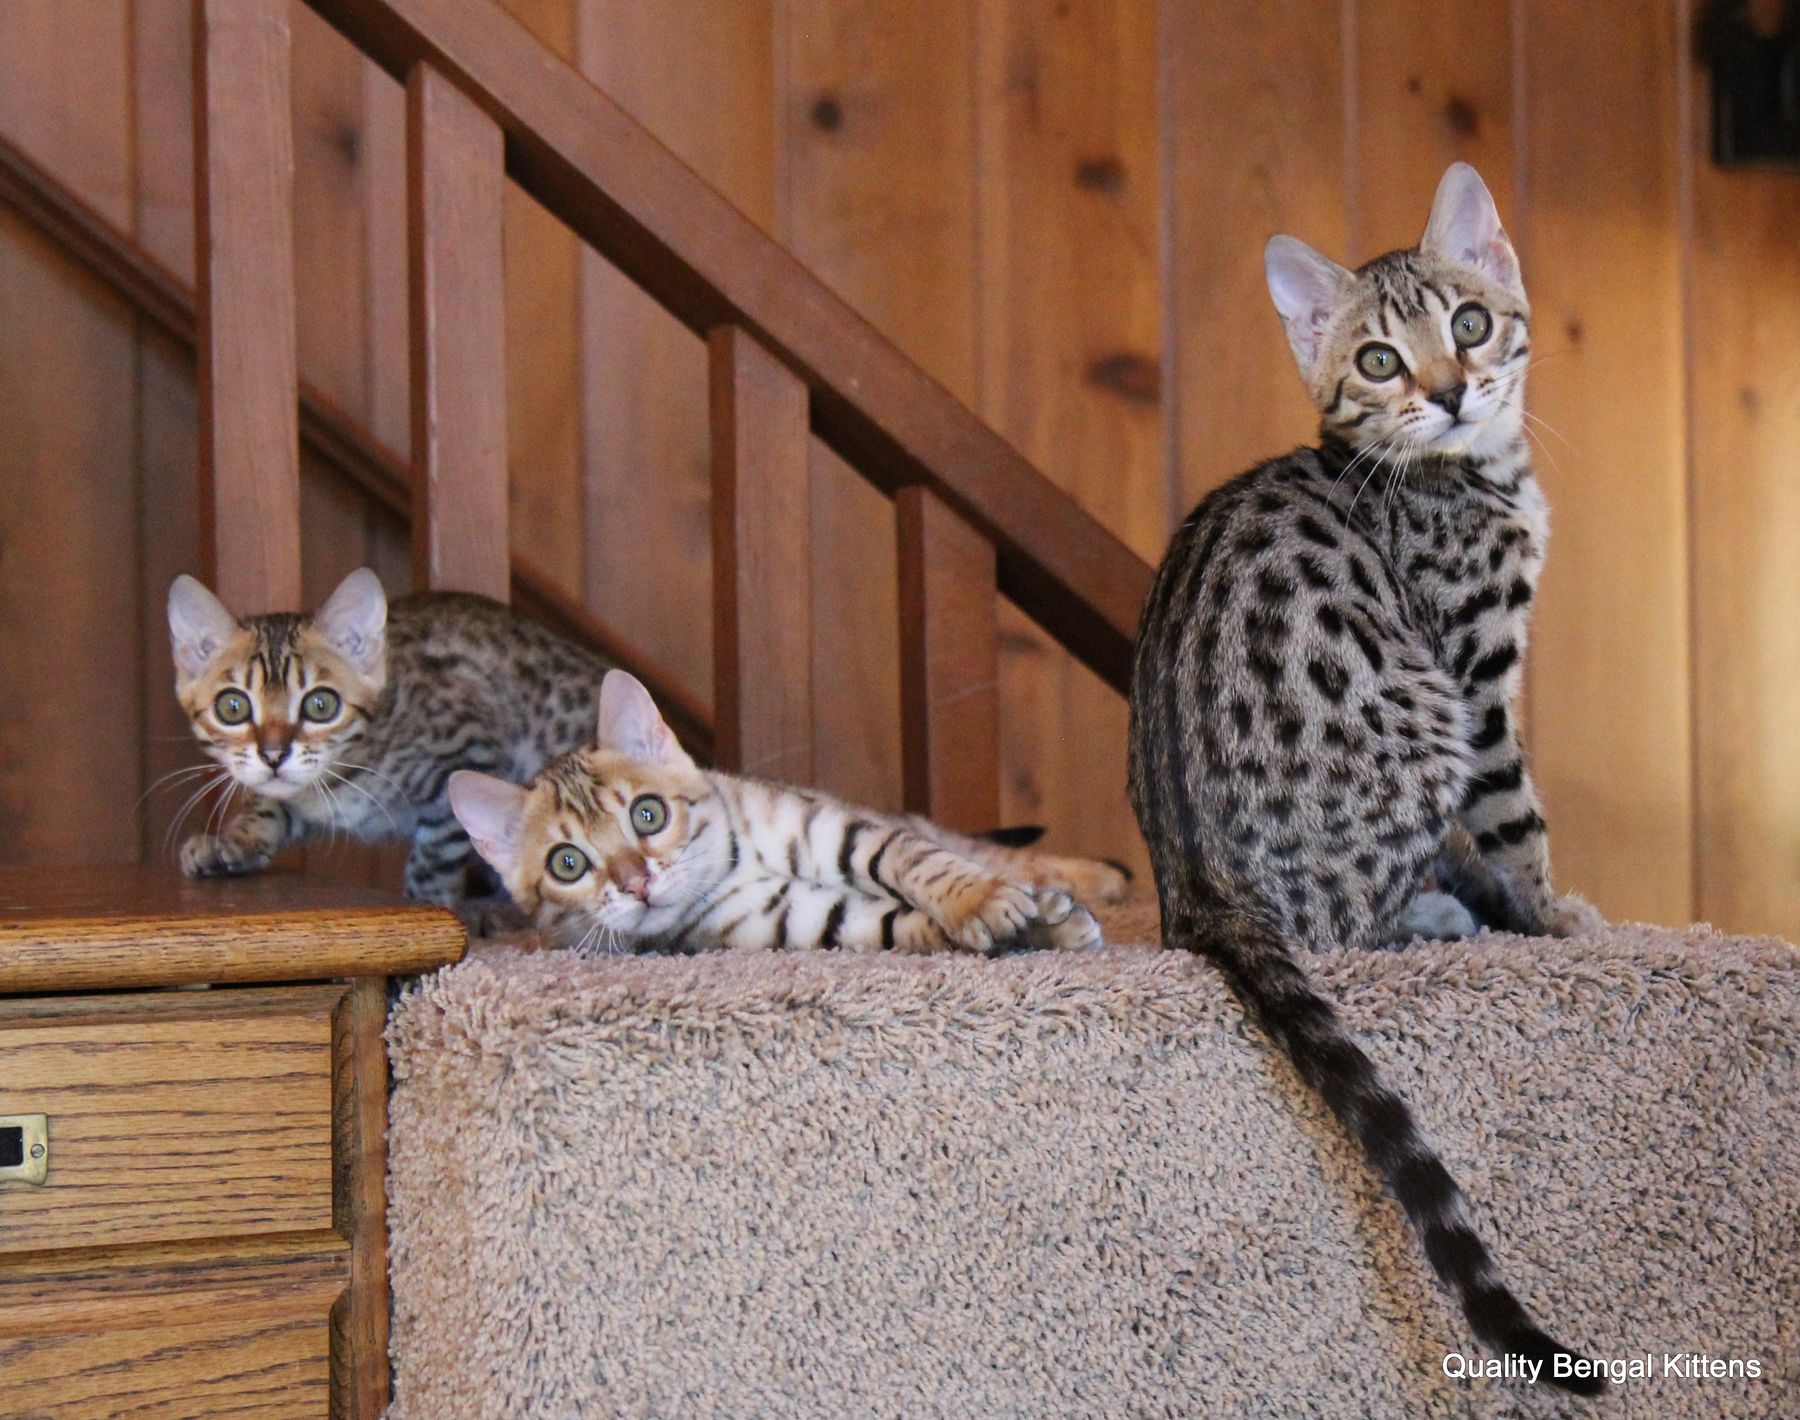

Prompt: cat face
xmin=1265 ymin=162 xmax=1529 ymax=463
xmin=450 ymin=671 xmax=723 ymax=948
xmin=168 ymin=569 xmax=388 ymax=800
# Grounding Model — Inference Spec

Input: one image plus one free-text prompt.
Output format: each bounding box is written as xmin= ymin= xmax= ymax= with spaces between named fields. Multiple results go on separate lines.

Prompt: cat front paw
xmin=179 ymin=832 xmax=271 ymax=879
xmin=942 ymin=881 xmax=1039 ymax=954
xmin=1543 ymin=892 xmax=1604 ymax=938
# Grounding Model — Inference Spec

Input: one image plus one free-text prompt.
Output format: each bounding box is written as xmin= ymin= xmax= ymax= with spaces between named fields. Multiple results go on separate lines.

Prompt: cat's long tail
xmin=1163 ymin=902 xmax=1606 ymax=1399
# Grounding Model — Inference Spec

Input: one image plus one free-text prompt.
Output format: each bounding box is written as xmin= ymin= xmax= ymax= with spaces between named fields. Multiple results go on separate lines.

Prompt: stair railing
xmin=192 ymin=0 xmax=1154 ymax=829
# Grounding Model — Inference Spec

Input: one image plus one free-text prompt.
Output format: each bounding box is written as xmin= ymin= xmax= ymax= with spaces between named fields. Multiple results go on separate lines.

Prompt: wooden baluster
xmin=193 ymin=0 xmax=300 ymax=613
xmin=709 ymin=326 xmax=813 ymax=780
xmin=896 ymin=486 xmax=1000 ymax=830
xmin=406 ymin=65 xmax=508 ymax=598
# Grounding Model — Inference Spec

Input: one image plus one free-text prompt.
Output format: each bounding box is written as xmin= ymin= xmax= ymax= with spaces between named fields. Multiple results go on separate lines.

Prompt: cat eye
xmin=1451 ymin=303 xmax=1492 ymax=349
xmin=1356 ymin=343 xmax=1402 ymax=381
xmin=629 ymin=794 xmax=669 ymax=836
xmin=301 ymin=688 xmax=342 ymax=723
xmin=213 ymin=689 xmax=252 ymax=726
xmin=546 ymin=843 xmax=591 ymax=883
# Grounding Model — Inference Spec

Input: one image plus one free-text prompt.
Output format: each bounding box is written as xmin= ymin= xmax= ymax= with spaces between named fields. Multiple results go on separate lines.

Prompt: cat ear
xmin=1420 ymin=162 xmax=1522 ymax=294
xmin=168 ymin=574 xmax=239 ymax=681
xmin=447 ymin=771 xmax=528 ymax=881
xmin=314 ymin=568 xmax=387 ymax=676
xmin=597 ymin=670 xmax=693 ymax=769
xmin=1265 ymin=235 xmax=1351 ymax=378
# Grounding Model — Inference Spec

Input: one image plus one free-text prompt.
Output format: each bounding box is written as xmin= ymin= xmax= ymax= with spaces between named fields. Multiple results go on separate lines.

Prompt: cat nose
xmin=259 ymin=742 xmax=290 ymax=770
xmin=621 ymin=870 xmax=650 ymax=902
xmin=1426 ymin=381 xmax=1466 ymax=417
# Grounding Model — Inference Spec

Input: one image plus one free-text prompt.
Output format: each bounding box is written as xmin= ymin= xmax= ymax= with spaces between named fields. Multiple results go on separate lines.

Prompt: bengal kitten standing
xmin=168 ymin=568 xmax=611 ymax=923
xmin=1128 ymin=164 xmax=1604 ymax=1392
xmin=449 ymin=671 xmax=1128 ymax=957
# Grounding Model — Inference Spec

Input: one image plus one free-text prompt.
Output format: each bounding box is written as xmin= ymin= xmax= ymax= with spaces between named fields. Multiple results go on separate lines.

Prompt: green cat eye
xmin=301 ymin=688 xmax=342 ymax=723
xmin=629 ymin=794 xmax=669 ymax=836
xmin=546 ymin=843 xmax=591 ymax=883
xmin=1451 ymin=302 xmax=1492 ymax=348
xmin=1356 ymin=343 xmax=1401 ymax=381
xmin=213 ymin=688 xmax=252 ymax=725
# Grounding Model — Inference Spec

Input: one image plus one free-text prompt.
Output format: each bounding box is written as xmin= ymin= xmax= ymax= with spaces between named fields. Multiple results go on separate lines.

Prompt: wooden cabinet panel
xmin=0 ymin=988 xmax=339 ymax=1253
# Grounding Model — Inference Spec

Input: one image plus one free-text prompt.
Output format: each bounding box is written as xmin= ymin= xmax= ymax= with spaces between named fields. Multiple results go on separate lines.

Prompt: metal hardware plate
xmin=0 ymin=1114 xmax=47 ymax=1185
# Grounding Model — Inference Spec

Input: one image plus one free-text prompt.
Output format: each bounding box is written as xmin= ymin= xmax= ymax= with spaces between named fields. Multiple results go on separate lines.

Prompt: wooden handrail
xmin=0 ymin=127 xmax=712 ymax=758
xmin=302 ymin=0 xmax=1154 ymax=694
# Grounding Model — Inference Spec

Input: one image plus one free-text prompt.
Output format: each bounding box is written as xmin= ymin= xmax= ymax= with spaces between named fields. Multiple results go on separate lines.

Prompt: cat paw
xmin=1045 ymin=901 xmax=1104 ymax=951
xmin=946 ymin=881 xmax=1039 ymax=954
xmin=1543 ymin=892 xmax=1604 ymax=938
xmin=1385 ymin=889 xmax=1479 ymax=946
xmin=179 ymin=833 xmax=270 ymax=879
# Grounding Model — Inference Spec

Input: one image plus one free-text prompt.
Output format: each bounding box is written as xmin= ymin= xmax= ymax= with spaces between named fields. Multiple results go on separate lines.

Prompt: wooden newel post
xmin=897 ymin=486 xmax=1001 ymax=830
xmin=406 ymin=65 xmax=509 ymax=599
xmin=193 ymin=0 xmax=300 ymax=614
xmin=709 ymin=326 xmax=814 ymax=781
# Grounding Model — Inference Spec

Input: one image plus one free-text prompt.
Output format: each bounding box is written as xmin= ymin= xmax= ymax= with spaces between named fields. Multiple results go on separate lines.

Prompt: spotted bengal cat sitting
xmin=448 ymin=670 xmax=1129 ymax=957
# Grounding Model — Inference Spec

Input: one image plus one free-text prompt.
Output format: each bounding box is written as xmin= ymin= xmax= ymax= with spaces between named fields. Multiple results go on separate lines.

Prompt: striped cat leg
xmin=908 ymin=818 xmax=1133 ymax=904
xmin=1458 ymin=697 xmax=1598 ymax=937
xmin=833 ymin=819 xmax=1038 ymax=954
xmin=404 ymin=808 xmax=480 ymax=909
xmin=180 ymin=798 xmax=299 ymax=877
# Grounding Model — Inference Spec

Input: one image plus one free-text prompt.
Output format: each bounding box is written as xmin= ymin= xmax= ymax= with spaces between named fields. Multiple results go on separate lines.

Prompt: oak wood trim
xmin=710 ymin=327 xmax=814 ymax=780
xmin=407 ymin=64 xmax=509 ymax=600
xmin=897 ymin=486 xmax=1001 ymax=831
xmin=192 ymin=0 xmax=303 ymax=615
xmin=331 ymin=977 xmax=390 ymax=1418
xmin=302 ymin=0 xmax=1152 ymax=691
xmin=0 ymin=129 xmax=712 ymax=760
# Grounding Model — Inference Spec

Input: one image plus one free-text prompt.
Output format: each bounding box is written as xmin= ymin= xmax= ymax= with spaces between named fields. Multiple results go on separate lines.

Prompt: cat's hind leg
xmin=406 ymin=809 xmax=526 ymax=936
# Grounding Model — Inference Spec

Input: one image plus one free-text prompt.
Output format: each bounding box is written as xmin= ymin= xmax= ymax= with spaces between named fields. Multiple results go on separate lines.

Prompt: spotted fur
xmin=449 ymin=671 xmax=1129 ymax=957
xmin=168 ymin=568 xmax=610 ymax=924
xmin=1128 ymin=165 xmax=1603 ymax=1393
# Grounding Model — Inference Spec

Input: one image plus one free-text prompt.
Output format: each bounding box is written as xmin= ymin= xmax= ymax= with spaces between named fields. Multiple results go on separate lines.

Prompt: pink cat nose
xmin=622 ymin=871 xmax=650 ymax=902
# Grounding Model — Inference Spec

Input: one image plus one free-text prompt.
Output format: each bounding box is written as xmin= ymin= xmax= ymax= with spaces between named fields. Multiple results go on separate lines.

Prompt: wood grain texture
xmin=779 ymin=0 xmax=972 ymax=813
xmin=576 ymin=0 xmax=777 ymax=710
xmin=305 ymin=0 xmax=1151 ymax=691
xmin=1515 ymin=0 xmax=1693 ymax=923
xmin=710 ymin=325 xmax=814 ymax=781
xmin=0 ymin=866 xmax=464 ymax=993
xmin=407 ymin=64 xmax=509 ymax=599
xmin=897 ymin=486 xmax=999 ymax=831
xmin=0 ymin=2 xmax=140 ymax=869
xmin=330 ymin=977 xmax=391 ymax=1419
xmin=1687 ymin=77 xmax=1800 ymax=937
xmin=193 ymin=0 xmax=302 ymax=614
xmin=976 ymin=0 xmax=1159 ymax=873
xmin=1162 ymin=0 xmax=1347 ymax=505
xmin=0 ymin=987 xmax=339 ymax=1253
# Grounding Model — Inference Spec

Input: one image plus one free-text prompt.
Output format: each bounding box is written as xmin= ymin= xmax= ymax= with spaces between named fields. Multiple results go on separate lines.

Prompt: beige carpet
xmin=385 ymin=908 xmax=1799 ymax=1418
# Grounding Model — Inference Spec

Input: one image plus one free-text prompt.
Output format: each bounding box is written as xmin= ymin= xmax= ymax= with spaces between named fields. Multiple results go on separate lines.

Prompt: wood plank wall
xmin=0 ymin=1 xmax=1795 ymax=941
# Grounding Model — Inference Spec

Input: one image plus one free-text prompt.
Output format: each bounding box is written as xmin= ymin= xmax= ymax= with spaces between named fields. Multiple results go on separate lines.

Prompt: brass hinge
xmin=0 ymin=1115 xmax=47 ymax=1185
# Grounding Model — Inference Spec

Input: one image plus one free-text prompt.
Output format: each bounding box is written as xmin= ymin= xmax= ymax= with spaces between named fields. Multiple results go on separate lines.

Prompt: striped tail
xmin=1166 ymin=905 xmax=1605 ymax=1399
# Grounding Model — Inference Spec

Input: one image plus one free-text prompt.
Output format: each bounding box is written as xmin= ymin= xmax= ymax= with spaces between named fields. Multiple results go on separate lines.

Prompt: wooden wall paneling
xmin=1515 ymin=0 xmax=1692 ymax=924
xmin=897 ymin=485 xmax=1000 ymax=830
xmin=0 ymin=3 xmax=140 ymax=865
xmin=131 ymin=0 xmax=205 ymax=866
xmin=1687 ymin=68 xmax=1800 ymax=937
xmin=710 ymin=326 xmax=813 ymax=781
xmin=778 ymin=0 xmax=976 ymax=810
xmin=577 ymin=0 xmax=778 ymax=717
xmin=407 ymin=65 xmax=509 ymax=599
xmin=193 ymin=0 xmax=302 ymax=615
xmin=1348 ymin=2 xmax=1515 ymax=261
xmin=1162 ymin=0 xmax=1348 ymax=507
xmin=976 ymin=0 xmax=1161 ymax=872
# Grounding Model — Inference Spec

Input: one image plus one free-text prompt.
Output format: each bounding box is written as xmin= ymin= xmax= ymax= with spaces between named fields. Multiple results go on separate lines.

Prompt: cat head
xmin=168 ymin=568 xmax=388 ymax=800
xmin=1265 ymin=162 xmax=1529 ymax=462
xmin=448 ymin=670 xmax=720 ymax=947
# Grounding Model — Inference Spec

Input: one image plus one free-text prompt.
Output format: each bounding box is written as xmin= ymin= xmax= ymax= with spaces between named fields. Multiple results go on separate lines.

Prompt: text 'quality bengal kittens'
xmin=1127 ymin=164 xmax=1605 ymax=1393
xmin=168 ymin=568 xmax=612 ymax=922
xmin=448 ymin=670 xmax=1130 ymax=957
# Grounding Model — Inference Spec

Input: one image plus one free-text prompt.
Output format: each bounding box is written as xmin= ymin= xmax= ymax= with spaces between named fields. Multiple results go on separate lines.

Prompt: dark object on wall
xmin=1700 ymin=0 xmax=1800 ymax=167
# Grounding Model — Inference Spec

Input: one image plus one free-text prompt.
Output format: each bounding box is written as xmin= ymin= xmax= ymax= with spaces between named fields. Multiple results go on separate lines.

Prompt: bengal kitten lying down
xmin=449 ymin=671 xmax=1129 ymax=956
